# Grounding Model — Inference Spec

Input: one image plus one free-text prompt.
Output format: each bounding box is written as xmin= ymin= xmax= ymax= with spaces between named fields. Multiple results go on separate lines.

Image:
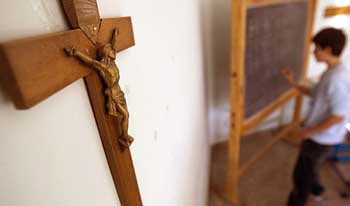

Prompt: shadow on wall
xmin=0 ymin=66 xmax=14 ymax=106
xmin=201 ymin=0 xmax=232 ymax=143
xmin=210 ymin=0 xmax=231 ymax=107
xmin=198 ymin=0 xmax=209 ymax=117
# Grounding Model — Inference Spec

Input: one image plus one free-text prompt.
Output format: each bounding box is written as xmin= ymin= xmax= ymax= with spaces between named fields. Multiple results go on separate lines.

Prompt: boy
xmin=282 ymin=28 xmax=350 ymax=206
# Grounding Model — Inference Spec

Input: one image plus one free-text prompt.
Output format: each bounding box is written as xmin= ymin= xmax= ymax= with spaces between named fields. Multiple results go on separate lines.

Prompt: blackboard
xmin=244 ymin=0 xmax=308 ymax=119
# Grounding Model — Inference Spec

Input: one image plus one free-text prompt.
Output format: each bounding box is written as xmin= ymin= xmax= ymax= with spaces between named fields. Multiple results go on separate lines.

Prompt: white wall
xmin=0 ymin=0 xmax=210 ymax=206
xmin=114 ymin=0 xmax=210 ymax=205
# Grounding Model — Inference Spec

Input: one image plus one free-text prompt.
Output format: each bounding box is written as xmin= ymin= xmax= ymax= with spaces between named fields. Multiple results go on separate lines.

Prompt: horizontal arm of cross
xmin=0 ymin=17 xmax=134 ymax=109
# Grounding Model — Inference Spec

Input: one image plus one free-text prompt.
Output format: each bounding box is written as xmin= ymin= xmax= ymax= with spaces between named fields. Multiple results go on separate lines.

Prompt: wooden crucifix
xmin=0 ymin=0 xmax=142 ymax=205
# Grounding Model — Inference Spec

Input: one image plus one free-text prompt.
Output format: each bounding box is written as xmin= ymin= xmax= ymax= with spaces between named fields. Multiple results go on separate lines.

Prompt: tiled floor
xmin=209 ymin=129 xmax=350 ymax=206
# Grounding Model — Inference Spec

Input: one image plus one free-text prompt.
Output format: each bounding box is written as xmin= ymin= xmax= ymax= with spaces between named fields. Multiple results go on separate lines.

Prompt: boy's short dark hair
xmin=312 ymin=28 xmax=346 ymax=56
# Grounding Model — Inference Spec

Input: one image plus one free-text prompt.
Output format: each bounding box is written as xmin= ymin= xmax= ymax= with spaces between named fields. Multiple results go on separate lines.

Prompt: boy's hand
xmin=298 ymin=128 xmax=312 ymax=140
xmin=281 ymin=68 xmax=295 ymax=85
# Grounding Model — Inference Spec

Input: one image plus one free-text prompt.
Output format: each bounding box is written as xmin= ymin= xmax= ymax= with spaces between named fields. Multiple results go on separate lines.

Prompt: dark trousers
xmin=288 ymin=140 xmax=331 ymax=206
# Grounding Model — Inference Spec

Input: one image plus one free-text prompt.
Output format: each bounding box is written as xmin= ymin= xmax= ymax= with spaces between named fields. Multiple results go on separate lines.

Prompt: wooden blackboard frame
xmin=223 ymin=0 xmax=317 ymax=203
xmin=325 ymin=6 xmax=350 ymax=17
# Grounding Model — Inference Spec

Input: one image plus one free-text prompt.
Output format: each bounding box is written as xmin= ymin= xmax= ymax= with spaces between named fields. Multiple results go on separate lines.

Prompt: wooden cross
xmin=0 ymin=0 xmax=142 ymax=205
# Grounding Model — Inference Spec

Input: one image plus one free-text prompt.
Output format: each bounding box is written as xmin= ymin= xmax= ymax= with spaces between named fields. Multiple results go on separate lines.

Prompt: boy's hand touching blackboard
xmin=281 ymin=68 xmax=296 ymax=86
xmin=281 ymin=68 xmax=312 ymax=96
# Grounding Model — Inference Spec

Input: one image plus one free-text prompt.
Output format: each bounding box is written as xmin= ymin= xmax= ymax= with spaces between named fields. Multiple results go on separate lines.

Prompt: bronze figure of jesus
xmin=65 ymin=30 xmax=134 ymax=148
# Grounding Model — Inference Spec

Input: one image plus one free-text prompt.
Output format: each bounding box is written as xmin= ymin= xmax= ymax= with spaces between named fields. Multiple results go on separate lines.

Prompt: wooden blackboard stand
xmin=325 ymin=6 xmax=350 ymax=17
xmin=216 ymin=0 xmax=318 ymax=204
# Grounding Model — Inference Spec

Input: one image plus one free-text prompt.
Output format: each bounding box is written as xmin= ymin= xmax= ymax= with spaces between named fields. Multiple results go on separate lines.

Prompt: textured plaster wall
xmin=0 ymin=0 xmax=210 ymax=206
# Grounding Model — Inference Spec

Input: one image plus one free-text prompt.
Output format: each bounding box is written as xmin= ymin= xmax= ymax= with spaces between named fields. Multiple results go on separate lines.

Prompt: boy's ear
xmin=324 ymin=47 xmax=333 ymax=55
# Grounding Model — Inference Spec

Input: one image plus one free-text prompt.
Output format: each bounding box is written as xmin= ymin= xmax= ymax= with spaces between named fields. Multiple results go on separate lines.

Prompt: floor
xmin=209 ymin=129 xmax=350 ymax=206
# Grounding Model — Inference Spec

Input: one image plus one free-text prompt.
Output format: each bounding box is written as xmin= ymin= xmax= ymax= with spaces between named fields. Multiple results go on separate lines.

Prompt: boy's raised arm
xmin=281 ymin=68 xmax=312 ymax=96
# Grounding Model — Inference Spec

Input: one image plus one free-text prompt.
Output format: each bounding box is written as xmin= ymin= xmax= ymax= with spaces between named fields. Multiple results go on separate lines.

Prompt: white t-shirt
xmin=305 ymin=62 xmax=350 ymax=145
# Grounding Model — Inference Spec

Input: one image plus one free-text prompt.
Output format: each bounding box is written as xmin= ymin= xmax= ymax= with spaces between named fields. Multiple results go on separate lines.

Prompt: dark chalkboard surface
xmin=244 ymin=0 xmax=308 ymax=119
